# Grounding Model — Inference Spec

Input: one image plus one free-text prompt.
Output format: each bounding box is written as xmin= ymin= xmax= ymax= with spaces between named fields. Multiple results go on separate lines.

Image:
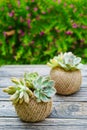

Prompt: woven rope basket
xmin=14 ymin=97 xmax=52 ymax=122
xmin=50 ymin=67 xmax=82 ymax=95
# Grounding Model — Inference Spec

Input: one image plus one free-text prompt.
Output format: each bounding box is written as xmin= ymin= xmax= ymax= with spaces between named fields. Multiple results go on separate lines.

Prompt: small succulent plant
xmin=3 ymin=78 xmax=33 ymax=104
xmin=24 ymin=72 xmax=39 ymax=89
xmin=47 ymin=52 xmax=83 ymax=71
xmin=33 ymin=76 xmax=56 ymax=102
xmin=3 ymin=72 xmax=56 ymax=104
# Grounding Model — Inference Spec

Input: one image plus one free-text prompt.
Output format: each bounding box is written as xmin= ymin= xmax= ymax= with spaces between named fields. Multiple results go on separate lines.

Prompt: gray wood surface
xmin=0 ymin=65 xmax=87 ymax=130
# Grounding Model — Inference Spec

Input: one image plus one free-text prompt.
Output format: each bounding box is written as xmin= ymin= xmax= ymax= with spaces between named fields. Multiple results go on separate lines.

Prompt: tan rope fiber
xmin=50 ymin=67 xmax=82 ymax=95
xmin=14 ymin=97 xmax=52 ymax=122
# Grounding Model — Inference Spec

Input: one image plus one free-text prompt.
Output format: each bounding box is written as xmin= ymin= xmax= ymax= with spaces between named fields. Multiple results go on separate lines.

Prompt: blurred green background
xmin=0 ymin=0 xmax=87 ymax=65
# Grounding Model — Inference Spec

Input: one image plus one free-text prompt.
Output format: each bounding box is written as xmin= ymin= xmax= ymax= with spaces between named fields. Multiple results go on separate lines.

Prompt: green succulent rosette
xmin=3 ymin=72 xmax=56 ymax=104
xmin=47 ymin=52 xmax=83 ymax=71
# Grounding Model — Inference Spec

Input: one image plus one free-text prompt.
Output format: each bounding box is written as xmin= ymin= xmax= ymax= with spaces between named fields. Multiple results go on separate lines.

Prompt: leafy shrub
xmin=0 ymin=0 xmax=87 ymax=65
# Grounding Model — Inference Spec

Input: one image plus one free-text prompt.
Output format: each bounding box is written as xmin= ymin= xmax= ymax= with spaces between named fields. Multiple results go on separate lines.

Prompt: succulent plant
xmin=3 ymin=73 xmax=56 ymax=104
xmin=3 ymin=78 xmax=33 ymax=104
xmin=47 ymin=52 xmax=83 ymax=71
xmin=24 ymin=72 xmax=39 ymax=89
xmin=33 ymin=76 xmax=56 ymax=102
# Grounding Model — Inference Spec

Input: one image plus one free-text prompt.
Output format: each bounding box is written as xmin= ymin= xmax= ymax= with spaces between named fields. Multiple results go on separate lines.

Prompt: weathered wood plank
xmin=0 ymin=65 xmax=47 ymax=68
xmin=0 ymin=66 xmax=87 ymax=77
xmin=1 ymin=101 xmax=87 ymax=119
xmin=0 ymin=66 xmax=50 ymax=77
xmin=1 ymin=64 xmax=87 ymax=69
xmin=0 ymin=70 xmax=86 ymax=77
xmin=0 ymin=118 xmax=87 ymax=125
xmin=0 ymin=77 xmax=87 ymax=88
xmin=1 ymin=126 xmax=87 ymax=130
xmin=1 ymin=118 xmax=87 ymax=130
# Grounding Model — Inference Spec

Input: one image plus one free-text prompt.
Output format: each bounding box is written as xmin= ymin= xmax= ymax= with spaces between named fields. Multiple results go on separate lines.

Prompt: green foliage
xmin=0 ymin=0 xmax=87 ymax=65
xmin=47 ymin=52 xmax=83 ymax=71
xmin=3 ymin=72 xmax=56 ymax=104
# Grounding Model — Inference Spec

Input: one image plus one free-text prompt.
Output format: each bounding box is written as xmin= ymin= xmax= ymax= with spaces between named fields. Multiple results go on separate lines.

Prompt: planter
xmin=3 ymin=72 xmax=56 ymax=122
xmin=50 ymin=67 xmax=82 ymax=95
xmin=14 ymin=97 xmax=52 ymax=122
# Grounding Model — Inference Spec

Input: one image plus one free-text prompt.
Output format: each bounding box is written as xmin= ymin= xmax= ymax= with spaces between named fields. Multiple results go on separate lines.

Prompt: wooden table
xmin=0 ymin=65 xmax=87 ymax=130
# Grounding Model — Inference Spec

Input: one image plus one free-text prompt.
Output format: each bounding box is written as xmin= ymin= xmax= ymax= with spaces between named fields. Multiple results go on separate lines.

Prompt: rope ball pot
xmin=47 ymin=52 xmax=83 ymax=95
xmin=3 ymin=72 xmax=56 ymax=122
xmin=14 ymin=97 xmax=52 ymax=122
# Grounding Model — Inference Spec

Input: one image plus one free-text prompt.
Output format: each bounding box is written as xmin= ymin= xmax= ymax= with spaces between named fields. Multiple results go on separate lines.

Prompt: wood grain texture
xmin=0 ymin=65 xmax=87 ymax=130
xmin=1 ymin=126 xmax=87 ymax=130
xmin=0 ymin=65 xmax=87 ymax=77
xmin=0 ymin=77 xmax=87 ymax=88
xmin=1 ymin=101 xmax=87 ymax=119
xmin=0 ymin=118 xmax=87 ymax=130
xmin=1 ymin=64 xmax=87 ymax=69
xmin=0 ymin=66 xmax=50 ymax=77
xmin=0 ymin=118 xmax=87 ymax=125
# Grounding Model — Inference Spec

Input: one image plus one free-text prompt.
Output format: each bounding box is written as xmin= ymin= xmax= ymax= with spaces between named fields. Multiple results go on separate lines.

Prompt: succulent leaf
xmin=3 ymin=87 xmax=16 ymax=95
xmin=19 ymin=91 xmax=24 ymax=99
xmin=19 ymin=98 xmax=24 ymax=104
xmin=11 ymin=78 xmax=20 ymax=84
xmin=34 ymin=90 xmax=40 ymax=99
xmin=39 ymin=93 xmax=50 ymax=102
xmin=76 ymin=63 xmax=83 ymax=69
xmin=12 ymin=97 xmax=19 ymax=104
xmin=23 ymin=91 xmax=29 ymax=104
xmin=19 ymin=78 xmax=24 ymax=85
xmin=43 ymin=87 xmax=56 ymax=97
xmin=26 ymin=88 xmax=33 ymax=96
xmin=74 ymin=57 xmax=81 ymax=65
xmin=10 ymin=91 xmax=19 ymax=101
